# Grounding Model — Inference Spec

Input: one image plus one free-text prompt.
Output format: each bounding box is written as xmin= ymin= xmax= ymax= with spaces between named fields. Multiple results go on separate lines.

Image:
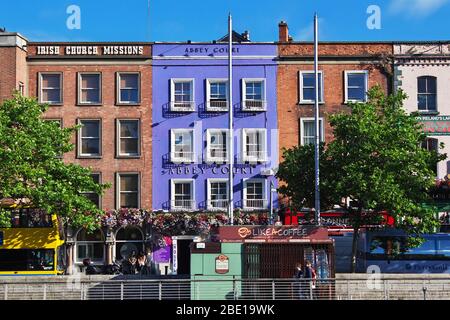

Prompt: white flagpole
xmin=228 ymin=14 xmax=234 ymax=225
xmin=314 ymin=13 xmax=321 ymax=226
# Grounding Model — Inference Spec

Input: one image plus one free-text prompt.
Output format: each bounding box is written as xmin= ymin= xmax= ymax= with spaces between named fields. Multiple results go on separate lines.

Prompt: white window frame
xmin=170 ymin=129 xmax=195 ymax=163
xmin=116 ymin=72 xmax=141 ymax=105
xmin=77 ymin=119 xmax=102 ymax=157
xmin=81 ymin=173 xmax=102 ymax=209
xmin=78 ymin=72 xmax=102 ymax=105
xmin=300 ymin=117 xmax=325 ymax=146
xmin=299 ymin=71 xmax=324 ymax=104
xmin=417 ymin=76 xmax=438 ymax=112
xmin=74 ymin=229 xmax=105 ymax=264
xmin=206 ymin=78 xmax=228 ymax=111
xmin=242 ymin=78 xmax=267 ymax=111
xmin=242 ymin=128 xmax=267 ymax=163
xmin=170 ymin=78 xmax=195 ymax=112
xmin=38 ymin=72 xmax=63 ymax=105
xmin=116 ymin=119 xmax=141 ymax=157
xmin=207 ymin=178 xmax=229 ymax=211
xmin=344 ymin=70 xmax=368 ymax=103
xmin=116 ymin=172 xmax=140 ymax=209
xmin=243 ymin=178 xmax=267 ymax=210
xmin=206 ymin=129 xmax=229 ymax=163
xmin=171 ymin=179 xmax=195 ymax=211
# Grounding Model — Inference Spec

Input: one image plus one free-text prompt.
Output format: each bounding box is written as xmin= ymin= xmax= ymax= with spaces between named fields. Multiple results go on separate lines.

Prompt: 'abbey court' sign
xmin=417 ymin=115 xmax=450 ymax=135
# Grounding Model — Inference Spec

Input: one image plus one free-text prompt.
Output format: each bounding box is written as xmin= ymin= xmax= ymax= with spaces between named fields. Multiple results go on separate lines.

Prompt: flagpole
xmin=228 ymin=14 xmax=234 ymax=225
xmin=314 ymin=13 xmax=321 ymax=226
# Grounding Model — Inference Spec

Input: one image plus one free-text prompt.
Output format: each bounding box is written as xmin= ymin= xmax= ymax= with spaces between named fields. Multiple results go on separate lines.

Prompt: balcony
xmin=170 ymin=101 xmax=195 ymax=112
xmin=242 ymin=100 xmax=267 ymax=112
xmin=243 ymin=199 xmax=268 ymax=210
xmin=170 ymin=151 xmax=195 ymax=164
xmin=207 ymin=199 xmax=229 ymax=211
xmin=207 ymin=100 xmax=228 ymax=112
xmin=170 ymin=200 xmax=196 ymax=211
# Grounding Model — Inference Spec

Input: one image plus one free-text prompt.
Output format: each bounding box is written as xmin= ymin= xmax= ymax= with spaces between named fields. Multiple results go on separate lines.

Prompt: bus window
xmin=8 ymin=208 xmax=52 ymax=228
xmin=437 ymin=239 xmax=450 ymax=257
xmin=405 ymin=239 xmax=436 ymax=256
xmin=0 ymin=249 xmax=54 ymax=271
xmin=369 ymin=237 xmax=406 ymax=255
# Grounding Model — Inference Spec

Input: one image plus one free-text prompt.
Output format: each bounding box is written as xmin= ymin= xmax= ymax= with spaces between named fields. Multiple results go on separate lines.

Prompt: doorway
xmin=172 ymin=236 xmax=194 ymax=275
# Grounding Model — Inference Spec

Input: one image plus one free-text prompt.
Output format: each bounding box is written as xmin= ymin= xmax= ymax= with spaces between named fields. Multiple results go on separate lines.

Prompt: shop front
xmin=190 ymin=225 xmax=335 ymax=299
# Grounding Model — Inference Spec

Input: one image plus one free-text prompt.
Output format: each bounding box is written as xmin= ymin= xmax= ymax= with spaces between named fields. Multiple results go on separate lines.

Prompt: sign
xmin=0 ymin=231 xmax=3 ymax=246
xmin=35 ymin=45 xmax=145 ymax=56
xmin=215 ymin=254 xmax=229 ymax=274
xmin=153 ymin=236 xmax=172 ymax=263
xmin=417 ymin=116 xmax=450 ymax=135
xmin=212 ymin=225 xmax=330 ymax=243
xmin=165 ymin=164 xmax=255 ymax=176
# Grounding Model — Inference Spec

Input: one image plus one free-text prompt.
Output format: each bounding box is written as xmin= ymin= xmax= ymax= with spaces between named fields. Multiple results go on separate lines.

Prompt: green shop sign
xmin=417 ymin=116 xmax=450 ymax=135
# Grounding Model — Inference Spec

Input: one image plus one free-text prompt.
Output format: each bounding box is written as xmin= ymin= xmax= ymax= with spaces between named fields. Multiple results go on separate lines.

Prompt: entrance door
xmin=176 ymin=239 xmax=192 ymax=275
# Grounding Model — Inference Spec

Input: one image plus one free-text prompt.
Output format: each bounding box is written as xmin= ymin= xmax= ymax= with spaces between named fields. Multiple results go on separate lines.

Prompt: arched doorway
xmin=75 ymin=228 xmax=105 ymax=265
xmin=114 ymin=226 xmax=144 ymax=261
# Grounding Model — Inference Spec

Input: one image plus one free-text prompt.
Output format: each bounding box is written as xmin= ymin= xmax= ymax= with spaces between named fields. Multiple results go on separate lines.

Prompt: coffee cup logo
xmin=238 ymin=227 xmax=252 ymax=238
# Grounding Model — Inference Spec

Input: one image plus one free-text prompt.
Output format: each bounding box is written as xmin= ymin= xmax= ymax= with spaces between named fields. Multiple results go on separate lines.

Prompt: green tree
xmin=0 ymin=94 xmax=110 ymax=231
xmin=277 ymin=86 xmax=445 ymax=272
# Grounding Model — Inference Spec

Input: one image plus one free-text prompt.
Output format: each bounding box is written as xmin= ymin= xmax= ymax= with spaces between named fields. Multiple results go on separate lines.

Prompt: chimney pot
xmin=278 ymin=21 xmax=289 ymax=42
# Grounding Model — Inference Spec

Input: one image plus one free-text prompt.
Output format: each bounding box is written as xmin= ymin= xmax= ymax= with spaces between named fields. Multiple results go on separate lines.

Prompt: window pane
xmin=82 ymin=89 xmax=100 ymax=103
xmin=42 ymin=89 xmax=61 ymax=103
xmin=348 ymin=74 xmax=365 ymax=87
xmin=82 ymin=139 xmax=100 ymax=154
xmin=120 ymin=175 xmax=138 ymax=192
xmin=418 ymin=94 xmax=427 ymax=110
xmin=120 ymin=89 xmax=138 ymax=103
xmin=427 ymin=77 xmax=437 ymax=93
xmin=348 ymin=88 xmax=365 ymax=101
xmin=427 ymin=94 xmax=437 ymax=111
xmin=418 ymin=77 xmax=427 ymax=93
xmin=120 ymin=121 xmax=138 ymax=138
xmin=121 ymin=193 xmax=138 ymax=208
xmin=121 ymin=139 xmax=138 ymax=154
xmin=42 ymin=74 xmax=60 ymax=88
xmin=81 ymin=74 xmax=100 ymax=89
xmin=120 ymin=74 xmax=138 ymax=88
xmin=81 ymin=121 xmax=99 ymax=137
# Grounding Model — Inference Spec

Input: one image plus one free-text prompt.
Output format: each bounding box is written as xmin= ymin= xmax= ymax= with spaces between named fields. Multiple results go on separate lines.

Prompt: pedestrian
xmin=122 ymin=254 xmax=137 ymax=275
xmin=293 ymin=262 xmax=304 ymax=299
xmin=304 ymin=260 xmax=317 ymax=299
xmin=136 ymin=252 xmax=149 ymax=275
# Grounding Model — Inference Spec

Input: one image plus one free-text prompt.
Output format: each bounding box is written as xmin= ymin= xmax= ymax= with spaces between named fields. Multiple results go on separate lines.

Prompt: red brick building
xmin=277 ymin=21 xmax=393 ymax=157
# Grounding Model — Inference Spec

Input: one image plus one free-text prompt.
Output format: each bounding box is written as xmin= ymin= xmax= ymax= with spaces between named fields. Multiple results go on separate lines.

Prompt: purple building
xmin=152 ymin=36 xmax=278 ymax=217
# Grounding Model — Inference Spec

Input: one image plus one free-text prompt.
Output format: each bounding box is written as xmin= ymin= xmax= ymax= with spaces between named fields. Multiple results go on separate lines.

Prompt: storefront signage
xmin=215 ymin=254 xmax=229 ymax=274
xmin=36 ymin=45 xmax=145 ymax=56
xmin=417 ymin=116 xmax=450 ymax=135
xmin=213 ymin=225 xmax=329 ymax=242
xmin=165 ymin=164 xmax=255 ymax=176
xmin=184 ymin=47 xmax=240 ymax=54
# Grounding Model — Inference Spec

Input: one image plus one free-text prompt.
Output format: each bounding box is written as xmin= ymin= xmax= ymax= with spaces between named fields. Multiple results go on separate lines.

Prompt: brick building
xmin=276 ymin=21 xmax=393 ymax=156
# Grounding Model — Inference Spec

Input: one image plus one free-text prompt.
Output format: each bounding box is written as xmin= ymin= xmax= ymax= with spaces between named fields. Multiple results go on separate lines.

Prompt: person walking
xmin=293 ymin=262 xmax=304 ymax=299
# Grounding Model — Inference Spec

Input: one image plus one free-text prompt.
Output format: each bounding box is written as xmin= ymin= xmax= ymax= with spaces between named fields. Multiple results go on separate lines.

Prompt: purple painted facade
xmin=152 ymin=43 xmax=278 ymax=213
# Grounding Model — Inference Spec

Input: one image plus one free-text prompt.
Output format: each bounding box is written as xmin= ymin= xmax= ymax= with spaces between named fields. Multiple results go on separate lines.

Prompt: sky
xmin=0 ymin=0 xmax=449 ymax=42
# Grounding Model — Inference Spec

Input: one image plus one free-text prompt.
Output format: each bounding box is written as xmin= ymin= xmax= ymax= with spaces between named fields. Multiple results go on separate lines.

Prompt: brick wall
xmin=277 ymin=43 xmax=393 ymax=157
xmin=28 ymin=61 xmax=152 ymax=210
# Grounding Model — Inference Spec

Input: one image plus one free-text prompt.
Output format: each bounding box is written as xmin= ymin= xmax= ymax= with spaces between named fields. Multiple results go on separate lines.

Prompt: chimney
xmin=278 ymin=21 xmax=289 ymax=42
xmin=242 ymin=30 xmax=250 ymax=41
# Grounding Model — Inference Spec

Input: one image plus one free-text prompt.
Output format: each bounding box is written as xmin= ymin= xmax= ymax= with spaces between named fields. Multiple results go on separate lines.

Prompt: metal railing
xmin=207 ymin=100 xmax=228 ymax=111
xmin=1 ymin=277 xmax=450 ymax=300
xmin=170 ymin=200 xmax=196 ymax=211
xmin=170 ymin=101 xmax=196 ymax=112
xmin=207 ymin=199 xmax=229 ymax=210
xmin=170 ymin=151 xmax=195 ymax=163
xmin=242 ymin=100 xmax=267 ymax=111
xmin=243 ymin=199 xmax=269 ymax=210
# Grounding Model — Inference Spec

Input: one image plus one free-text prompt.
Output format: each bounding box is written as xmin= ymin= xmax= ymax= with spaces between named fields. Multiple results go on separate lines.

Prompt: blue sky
xmin=0 ymin=0 xmax=449 ymax=42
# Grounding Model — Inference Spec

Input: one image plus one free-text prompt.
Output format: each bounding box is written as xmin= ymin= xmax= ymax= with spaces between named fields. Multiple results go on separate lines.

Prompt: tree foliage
xmin=277 ymin=86 xmax=446 ymax=271
xmin=0 ymin=94 xmax=110 ymax=231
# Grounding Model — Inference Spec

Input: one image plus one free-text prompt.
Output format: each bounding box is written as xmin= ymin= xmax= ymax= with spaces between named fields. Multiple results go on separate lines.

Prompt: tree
xmin=0 ymin=94 xmax=110 ymax=231
xmin=277 ymin=86 xmax=446 ymax=272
